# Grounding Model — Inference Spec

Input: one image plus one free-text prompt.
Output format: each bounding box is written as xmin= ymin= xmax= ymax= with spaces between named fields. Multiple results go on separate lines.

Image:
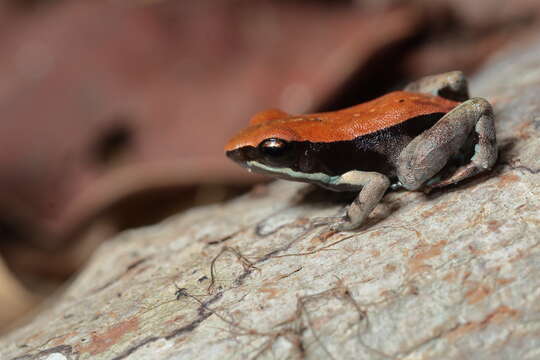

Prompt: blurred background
xmin=0 ymin=0 xmax=539 ymax=334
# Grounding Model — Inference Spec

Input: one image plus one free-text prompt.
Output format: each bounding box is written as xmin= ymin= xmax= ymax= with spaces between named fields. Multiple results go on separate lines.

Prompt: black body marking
xmin=227 ymin=113 xmax=444 ymax=177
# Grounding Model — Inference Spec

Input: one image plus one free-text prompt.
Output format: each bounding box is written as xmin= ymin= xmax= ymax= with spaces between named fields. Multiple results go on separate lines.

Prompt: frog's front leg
xmin=317 ymin=171 xmax=390 ymax=231
xmin=397 ymin=97 xmax=496 ymax=190
xmin=404 ymin=71 xmax=469 ymax=101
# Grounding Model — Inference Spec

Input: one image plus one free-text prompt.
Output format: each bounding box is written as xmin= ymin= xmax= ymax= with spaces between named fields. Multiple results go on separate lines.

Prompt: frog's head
xmin=225 ymin=121 xmax=300 ymax=178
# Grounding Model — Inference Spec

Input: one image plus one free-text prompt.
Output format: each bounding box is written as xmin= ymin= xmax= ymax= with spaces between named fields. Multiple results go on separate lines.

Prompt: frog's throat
xmin=247 ymin=161 xmax=340 ymax=186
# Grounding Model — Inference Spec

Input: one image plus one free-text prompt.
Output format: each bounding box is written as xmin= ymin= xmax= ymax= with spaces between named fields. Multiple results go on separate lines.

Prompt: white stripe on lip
xmin=247 ymin=161 xmax=340 ymax=185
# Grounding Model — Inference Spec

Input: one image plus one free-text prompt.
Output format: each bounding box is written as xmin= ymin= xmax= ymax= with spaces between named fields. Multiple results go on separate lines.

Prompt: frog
xmin=225 ymin=71 xmax=497 ymax=231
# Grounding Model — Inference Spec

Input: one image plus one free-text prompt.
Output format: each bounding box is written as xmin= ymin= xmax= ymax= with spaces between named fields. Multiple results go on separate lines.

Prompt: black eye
xmin=259 ymin=138 xmax=288 ymax=157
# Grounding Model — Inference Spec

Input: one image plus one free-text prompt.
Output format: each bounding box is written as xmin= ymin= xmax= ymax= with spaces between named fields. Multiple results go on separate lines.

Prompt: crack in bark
xmin=508 ymin=163 xmax=540 ymax=174
xmin=197 ymin=291 xmax=223 ymax=316
xmin=12 ymin=345 xmax=75 ymax=360
xmin=110 ymin=336 xmax=159 ymax=360
xmin=205 ymin=229 xmax=246 ymax=246
xmin=206 ymin=233 xmax=235 ymax=245
xmin=111 ymin=302 xmax=217 ymax=360
xmin=165 ymin=311 xmax=213 ymax=340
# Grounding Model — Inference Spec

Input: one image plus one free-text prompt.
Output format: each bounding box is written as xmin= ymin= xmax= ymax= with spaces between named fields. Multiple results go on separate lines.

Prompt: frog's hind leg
xmin=397 ymin=97 xmax=497 ymax=190
xmin=404 ymin=71 xmax=469 ymax=102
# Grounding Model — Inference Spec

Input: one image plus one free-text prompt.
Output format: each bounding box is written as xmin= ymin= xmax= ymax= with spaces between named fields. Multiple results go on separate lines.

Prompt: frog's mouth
xmin=246 ymin=160 xmax=340 ymax=186
xmin=227 ymin=146 xmax=340 ymax=186
xmin=225 ymin=147 xmax=257 ymax=164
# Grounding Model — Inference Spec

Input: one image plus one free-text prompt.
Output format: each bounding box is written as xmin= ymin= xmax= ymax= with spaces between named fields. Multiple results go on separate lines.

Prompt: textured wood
xmin=2 ymin=39 xmax=540 ymax=360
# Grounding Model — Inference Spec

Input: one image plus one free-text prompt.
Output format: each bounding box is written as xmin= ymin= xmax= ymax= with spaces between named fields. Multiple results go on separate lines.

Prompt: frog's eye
xmin=259 ymin=138 xmax=288 ymax=157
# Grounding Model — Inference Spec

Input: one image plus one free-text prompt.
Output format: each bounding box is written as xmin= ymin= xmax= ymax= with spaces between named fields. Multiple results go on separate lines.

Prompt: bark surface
xmin=2 ymin=38 xmax=540 ymax=360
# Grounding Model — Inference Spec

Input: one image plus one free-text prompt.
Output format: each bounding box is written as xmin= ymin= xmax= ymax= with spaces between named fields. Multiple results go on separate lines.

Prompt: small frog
xmin=225 ymin=72 xmax=497 ymax=231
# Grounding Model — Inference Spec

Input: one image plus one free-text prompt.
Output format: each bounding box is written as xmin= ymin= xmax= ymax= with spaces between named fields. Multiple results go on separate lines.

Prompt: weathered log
xmin=2 ymin=38 xmax=540 ymax=360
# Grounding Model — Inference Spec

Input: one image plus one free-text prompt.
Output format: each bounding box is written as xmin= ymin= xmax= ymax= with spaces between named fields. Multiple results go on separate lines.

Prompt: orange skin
xmin=225 ymin=91 xmax=459 ymax=151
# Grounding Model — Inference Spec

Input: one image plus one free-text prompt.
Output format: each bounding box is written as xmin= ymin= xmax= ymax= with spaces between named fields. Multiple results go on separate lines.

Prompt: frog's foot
xmin=427 ymin=161 xmax=485 ymax=189
xmin=311 ymin=215 xmax=349 ymax=231
xmin=398 ymin=98 xmax=497 ymax=191
xmin=312 ymin=214 xmax=362 ymax=232
xmin=312 ymin=170 xmax=390 ymax=231
xmin=404 ymin=71 xmax=469 ymax=102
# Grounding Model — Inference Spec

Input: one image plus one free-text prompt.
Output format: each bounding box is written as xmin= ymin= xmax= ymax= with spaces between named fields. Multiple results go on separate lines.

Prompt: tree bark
xmin=3 ymin=38 xmax=540 ymax=360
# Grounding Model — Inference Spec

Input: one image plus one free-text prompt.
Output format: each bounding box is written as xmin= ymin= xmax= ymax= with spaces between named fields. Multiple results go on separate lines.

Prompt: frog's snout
xmin=226 ymin=146 xmax=257 ymax=166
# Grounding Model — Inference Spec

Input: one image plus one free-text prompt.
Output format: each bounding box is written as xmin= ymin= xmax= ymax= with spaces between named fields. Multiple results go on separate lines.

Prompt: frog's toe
xmin=330 ymin=218 xmax=358 ymax=232
xmin=311 ymin=215 xmax=357 ymax=232
xmin=310 ymin=215 xmax=348 ymax=231
xmin=311 ymin=216 xmax=339 ymax=227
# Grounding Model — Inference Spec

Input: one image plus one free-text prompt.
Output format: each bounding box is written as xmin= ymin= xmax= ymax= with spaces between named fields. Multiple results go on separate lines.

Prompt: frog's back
xmin=225 ymin=91 xmax=458 ymax=151
xmin=306 ymin=91 xmax=459 ymax=142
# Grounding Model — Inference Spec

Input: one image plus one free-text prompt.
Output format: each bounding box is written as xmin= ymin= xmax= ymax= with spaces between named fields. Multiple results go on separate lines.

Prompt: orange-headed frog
xmin=225 ymin=72 xmax=497 ymax=231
